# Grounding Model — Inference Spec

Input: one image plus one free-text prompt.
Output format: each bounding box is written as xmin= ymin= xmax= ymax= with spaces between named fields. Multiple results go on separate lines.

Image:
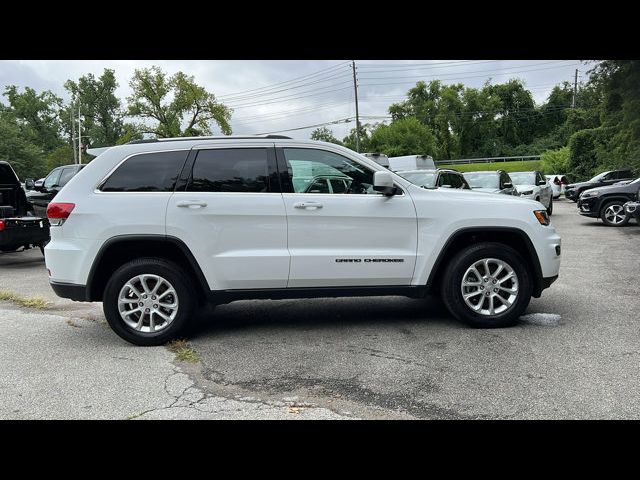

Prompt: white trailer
xmin=388 ymin=155 xmax=435 ymax=172
xmin=362 ymin=153 xmax=390 ymax=168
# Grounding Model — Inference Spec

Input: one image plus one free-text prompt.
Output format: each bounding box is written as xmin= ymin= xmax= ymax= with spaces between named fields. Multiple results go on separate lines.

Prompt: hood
xmin=514 ymin=184 xmax=537 ymax=192
xmin=472 ymin=187 xmax=501 ymax=194
xmin=581 ymin=183 xmax=636 ymax=196
xmin=567 ymin=180 xmax=592 ymax=188
xmin=407 ymin=183 xmax=539 ymax=207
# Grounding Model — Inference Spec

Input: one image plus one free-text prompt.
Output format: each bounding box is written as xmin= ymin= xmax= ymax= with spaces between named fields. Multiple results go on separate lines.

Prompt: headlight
xmin=534 ymin=210 xmax=550 ymax=226
xmin=581 ymin=190 xmax=600 ymax=198
xmin=520 ymin=190 xmax=534 ymax=195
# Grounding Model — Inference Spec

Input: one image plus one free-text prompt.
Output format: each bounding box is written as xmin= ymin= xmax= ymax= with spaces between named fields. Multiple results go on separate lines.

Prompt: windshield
xmin=509 ymin=172 xmax=536 ymax=185
xmin=398 ymin=171 xmax=436 ymax=187
xmin=463 ymin=173 xmax=499 ymax=189
xmin=589 ymin=172 xmax=609 ymax=182
xmin=631 ymin=177 xmax=640 ymax=184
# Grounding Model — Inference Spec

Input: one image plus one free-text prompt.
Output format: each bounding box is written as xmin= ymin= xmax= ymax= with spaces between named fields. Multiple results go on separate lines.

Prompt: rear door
xmin=166 ymin=144 xmax=289 ymax=291
xmin=278 ymin=146 xmax=417 ymax=288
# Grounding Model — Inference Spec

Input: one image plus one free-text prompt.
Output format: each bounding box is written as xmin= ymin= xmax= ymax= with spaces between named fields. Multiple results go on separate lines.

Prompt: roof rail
xmin=126 ymin=134 xmax=292 ymax=145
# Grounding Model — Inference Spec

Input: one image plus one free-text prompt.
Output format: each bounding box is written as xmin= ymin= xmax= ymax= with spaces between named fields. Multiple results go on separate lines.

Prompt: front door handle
xmin=177 ymin=200 xmax=208 ymax=208
xmin=294 ymin=201 xmax=323 ymax=209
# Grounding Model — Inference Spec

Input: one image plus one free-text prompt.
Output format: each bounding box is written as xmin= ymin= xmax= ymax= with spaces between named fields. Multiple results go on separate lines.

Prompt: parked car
xmin=509 ymin=171 xmax=554 ymax=215
xmin=26 ymin=164 xmax=85 ymax=217
xmin=388 ymin=155 xmax=435 ymax=172
xmin=397 ymin=169 xmax=471 ymax=190
xmin=45 ymin=136 xmax=560 ymax=345
xmin=565 ymin=169 xmax=635 ymax=202
xmin=623 ymin=199 xmax=640 ymax=225
xmin=0 ymin=161 xmax=49 ymax=253
xmin=577 ymin=177 xmax=640 ymax=226
xmin=302 ymin=175 xmax=354 ymax=194
xmin=462 ymin=171 xmax=518 ymax=196
xmin=545 ymin=174 xmax=570 ymax=199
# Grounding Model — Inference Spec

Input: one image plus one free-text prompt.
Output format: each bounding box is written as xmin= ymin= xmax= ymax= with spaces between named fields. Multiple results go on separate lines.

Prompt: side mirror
xmin=537 ymin=179 xmax=547 ymax=186
xmin=373 ymin=171 xmax=396 ymax=196
xmin=25 ymin=178 xmax=35 ymax=190
xmin=503 ymin=182 xmax=513 ymax=189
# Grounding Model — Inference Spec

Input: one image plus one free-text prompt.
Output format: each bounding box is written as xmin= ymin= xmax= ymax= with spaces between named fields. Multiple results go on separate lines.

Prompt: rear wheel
xmin=103 ymin=257 xmax=197 ymax=346
xmin=441 ymin=242 xmax=532 ymax=328
xmin=601 ymin=201 xmax=629 ymax=227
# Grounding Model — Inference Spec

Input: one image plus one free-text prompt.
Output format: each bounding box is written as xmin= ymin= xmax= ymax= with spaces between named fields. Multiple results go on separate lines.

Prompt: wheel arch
xmin=86 ymin=235 xmax=209 ymax=302
xmin=426 ymin=227 xmax=544 ymax=298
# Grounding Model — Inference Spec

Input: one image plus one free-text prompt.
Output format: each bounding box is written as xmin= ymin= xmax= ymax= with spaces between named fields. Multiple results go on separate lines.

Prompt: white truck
xmin=44 ymin=137 xmax=561 ymax=345
xmin=388 ymin=155 xmax=436 ymax=172
xmin=362 ymin=153 xmax=389 ymax=168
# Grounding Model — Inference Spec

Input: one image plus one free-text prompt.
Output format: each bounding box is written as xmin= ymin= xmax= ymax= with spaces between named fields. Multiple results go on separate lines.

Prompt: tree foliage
xmin=310 ymin=126 xmax=342 ymax=145
xmin=127 ymin=67 xmax=232 ymax=137
xmin=368 ymin=117 xmax=436 ymax=157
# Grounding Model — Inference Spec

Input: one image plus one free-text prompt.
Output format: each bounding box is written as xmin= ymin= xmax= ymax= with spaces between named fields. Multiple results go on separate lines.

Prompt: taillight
xmin=47 ymin=202 xmax=75 ymax=226
xmin=0 ymin=220 xmax=5 ymax=232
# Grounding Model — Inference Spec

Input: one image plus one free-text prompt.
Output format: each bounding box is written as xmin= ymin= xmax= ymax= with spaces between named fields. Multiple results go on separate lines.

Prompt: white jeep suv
xmin=45 ymin=136 xmax=561 ymax=345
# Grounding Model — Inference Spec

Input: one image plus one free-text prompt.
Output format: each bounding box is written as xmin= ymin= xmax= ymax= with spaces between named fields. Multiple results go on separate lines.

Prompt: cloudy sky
xmin=0 ymin=60 xmax=587 ymax=140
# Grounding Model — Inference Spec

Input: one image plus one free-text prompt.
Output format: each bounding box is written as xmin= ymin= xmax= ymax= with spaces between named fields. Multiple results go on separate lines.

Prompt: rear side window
xmin=101 ymin=151 xmax=188 ymax=192
xmin=187 ymin=148 xmax=270 ymax=193
xmin=59 ymin=167 xmax=77 ymax=187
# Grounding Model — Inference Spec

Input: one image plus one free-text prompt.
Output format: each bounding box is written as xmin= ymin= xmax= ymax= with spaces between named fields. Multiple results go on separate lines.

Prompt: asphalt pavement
xmin=1 ymin=199 xmax=638 ymax=419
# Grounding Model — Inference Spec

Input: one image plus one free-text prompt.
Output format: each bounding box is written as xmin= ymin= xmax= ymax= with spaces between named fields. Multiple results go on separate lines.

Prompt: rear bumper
xmin=49 ymin=281 xmax=88 ymax=302
xmin=0 ymin=218 xmax=49 ymax=248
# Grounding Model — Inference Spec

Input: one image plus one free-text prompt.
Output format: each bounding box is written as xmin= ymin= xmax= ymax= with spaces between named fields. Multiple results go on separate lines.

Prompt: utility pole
xmin=77 ymin=102 xmax=83 ymax=165
xmin=71 ymin=99 xmax=78 ymax=164
xmin=572 ymin=68 xmax=578 ymax=109
xmin=351 ymin=60 xmax=361 ymax=153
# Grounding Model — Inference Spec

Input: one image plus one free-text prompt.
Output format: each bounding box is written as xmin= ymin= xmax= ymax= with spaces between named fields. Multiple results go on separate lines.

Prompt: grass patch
xmin=0 ymin=291 xmax=50 ymax=309
xmin=437 ymin=160 xmax=542 ymax=173
xmin=167 ymin=339 xmax=199 ymax=363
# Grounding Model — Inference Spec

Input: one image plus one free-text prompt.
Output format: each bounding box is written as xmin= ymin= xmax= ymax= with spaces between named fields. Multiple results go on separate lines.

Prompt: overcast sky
xmin=0 ymin=60 xmax=588 ymax=140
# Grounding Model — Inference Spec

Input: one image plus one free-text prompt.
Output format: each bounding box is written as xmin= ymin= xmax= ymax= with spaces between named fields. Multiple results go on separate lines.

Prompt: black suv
xmin=26 ymin=164 xmax=85 ymax=217
xmin=565 ymin=169 xmax=634 ymax=202
xmin=396 ymin=168 xmax=471 ymax=190
xmin=577 ymin=177 xmax=640 ymax=226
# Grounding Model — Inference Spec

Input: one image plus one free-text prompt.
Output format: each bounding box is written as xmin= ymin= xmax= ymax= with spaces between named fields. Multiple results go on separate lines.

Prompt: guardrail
xmin=435 ymin=155 xmax=540 ymax=166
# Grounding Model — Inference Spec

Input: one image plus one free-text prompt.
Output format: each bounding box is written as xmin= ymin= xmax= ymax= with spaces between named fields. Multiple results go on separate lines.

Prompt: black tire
xmin=600 ymin=200 xmax=629 ymax=227
xmin=440 ymin=242 xmax=533 ymax=328
xmin=547 ymin=196 xmax=553 ymax=216
xmin=103 ymin=257 xmax=197 ymax=346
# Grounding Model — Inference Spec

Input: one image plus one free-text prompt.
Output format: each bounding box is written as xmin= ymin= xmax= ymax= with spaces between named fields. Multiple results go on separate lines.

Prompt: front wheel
xmin=600 ymin=201 xmax=629 ymax=227
xmin=441 ymin=242 xmax=533 ymax=328
xmin=547 ymin=196 xmax=553 ymax=216
xmin=103 ymin=257 xmax=197 ymax=346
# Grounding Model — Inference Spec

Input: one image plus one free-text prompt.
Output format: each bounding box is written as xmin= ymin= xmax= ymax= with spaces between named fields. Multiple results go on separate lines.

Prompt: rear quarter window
xmin=100 ymin=151 xmax=188 ymax=192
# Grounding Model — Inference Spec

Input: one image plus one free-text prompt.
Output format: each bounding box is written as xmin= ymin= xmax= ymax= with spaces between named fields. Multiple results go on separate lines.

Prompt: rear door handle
xmin=177 ymin=200 xmax=208 ymax=208
xmin=294 ymin=201 xmax=323 ymax=209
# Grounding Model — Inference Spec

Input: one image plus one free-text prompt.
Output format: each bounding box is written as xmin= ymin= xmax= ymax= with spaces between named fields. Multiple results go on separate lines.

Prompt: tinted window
xmin=500 ymin=172 xmax=510 ymax=187
xmin=330 ymin=178 xmax=348 ymax=193
xmin=44 ymin=169 xmax=62 ymax=189
xmin=0 ymin=163 xmax=18 ymax=185
xmin=101 ymin=151 xmax=187 ymax=192
xmin=188 ymin=148 xmax=269 ymax=193
xmin=283 ymin=148 xmax=375 ymax=195
xmin=618 ymin=170 xmax=633 ymax=179
xmin=59 ymin=167 xmax=77 ymax=187
xmin=305 ymin=178 xmax=330 ymax=193
xmin=449 ymin=173 xmax=463 ymax=188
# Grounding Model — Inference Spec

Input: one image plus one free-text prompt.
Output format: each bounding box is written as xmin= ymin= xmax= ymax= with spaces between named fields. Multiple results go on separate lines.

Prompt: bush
xmin=540 ymin=146 xmax=570 ymax=174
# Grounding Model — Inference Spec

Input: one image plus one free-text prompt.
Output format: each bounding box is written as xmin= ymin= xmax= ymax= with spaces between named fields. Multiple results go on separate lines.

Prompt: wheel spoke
xmin=155 ymin=310 xmax=171 ymax=322
xmin=498 ymin=285 xmax=518 ymax=294
xmin=483 ymin=259 xmax=491 ymax=276
xmin=150 ymin=279 xmax=165 ymax=295
xmin=498 ymin=273 xmax=514 ymax=284
xmin=464 ymin=291 xmax=482 ymax=299
xmin=463 ymin=279 xmax=482 ymax=286
xmin=493 ymin=264 xmax=504 ymax=278
xmin=158 ymin=288 xmax=176 ymax=300
xmin=488 ymin=296 xmax=495 ymax=315
xmin=134 ymin=314 xmax=144 ymax=331
xmin=149 ymin=313 xmax=155 ymax=332
xmin=158 ymin=301 xmax=178 ymax=309
xmin=123 ymin=307 xmax=142 ymax=318
xmin=124 ymin=283 xmax=142 ymax=298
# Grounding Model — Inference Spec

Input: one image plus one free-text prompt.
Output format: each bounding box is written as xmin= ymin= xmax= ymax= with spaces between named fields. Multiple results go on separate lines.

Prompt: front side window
xmin=448 ymin=173 xmax=463 ymax=188
xmin=283 ymin=148 xmax=375 ymax=195
xmin=187 ymin=148 xmax=269 ymax=193
xmin=44 ymin=169 xmax=62 ymax=189
xmin=101 ymin=151 xmax=188 ymax=192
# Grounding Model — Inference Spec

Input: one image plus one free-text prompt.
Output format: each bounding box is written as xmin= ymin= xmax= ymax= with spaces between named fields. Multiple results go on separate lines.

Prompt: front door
xmin=277 ymin=146 xmax=418 ymax=288
xmin=166 ymin=145 xmax=289 ymax=291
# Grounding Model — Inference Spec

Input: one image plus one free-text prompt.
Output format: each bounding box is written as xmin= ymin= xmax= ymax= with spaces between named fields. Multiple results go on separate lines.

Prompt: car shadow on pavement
xmin=186 ymin=295 xmax=454 ymax=337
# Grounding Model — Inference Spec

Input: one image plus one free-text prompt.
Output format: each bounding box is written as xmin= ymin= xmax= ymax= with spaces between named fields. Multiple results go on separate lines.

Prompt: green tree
xmin=310 ymin=126 xmax=342 ymax=145
xmin=64 ymin=69 xmax=127 ymax=147
xmin=0 ymin=107 xmax=45 ymax=179
xmin=540 ymin=146 xmax=570 ymax=173
xmin=3 ymin=86 xmax=64 ymax=153
xmin=127 ymin=67 xmax=232 ymax=138
xmin=367 ymin=117 xmax=436 ymax=157
xmin=342 ymin=124 xmax=372 ymax=152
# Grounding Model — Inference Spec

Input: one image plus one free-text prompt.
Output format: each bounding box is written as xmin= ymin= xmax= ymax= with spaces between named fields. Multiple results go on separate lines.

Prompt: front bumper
xmin=625 ymin=201 xmax=640 ymax=218
xmin=565 ymin=189 xmax=577 ymax=200
xmin=577 ymin=197 xmax=599 ymax=217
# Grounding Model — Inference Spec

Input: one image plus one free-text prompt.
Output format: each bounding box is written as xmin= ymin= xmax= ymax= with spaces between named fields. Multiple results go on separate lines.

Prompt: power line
xmin=253 ymin=117 xmax=352 ymax=135
xmin=217 ymin=62 xmax=350 ymax=100
xmin=227 ymin=85 xmax=354 ymax=109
